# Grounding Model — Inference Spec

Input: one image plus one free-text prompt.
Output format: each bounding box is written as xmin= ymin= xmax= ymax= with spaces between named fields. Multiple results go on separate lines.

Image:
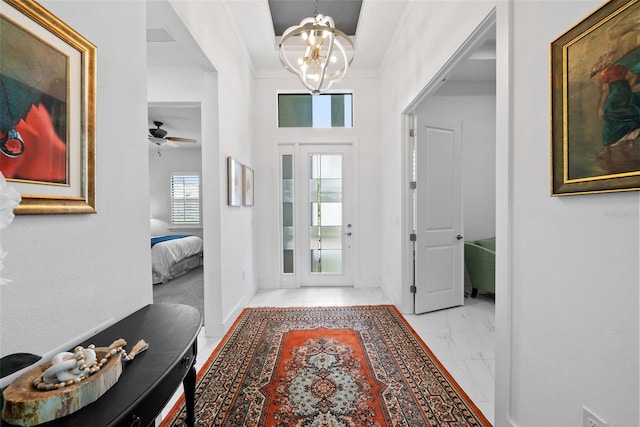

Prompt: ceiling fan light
xmin=149 ymin=136 xmax=165 ymax=144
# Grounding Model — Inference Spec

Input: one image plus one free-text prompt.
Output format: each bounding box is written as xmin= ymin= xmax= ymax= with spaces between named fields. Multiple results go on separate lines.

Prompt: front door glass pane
xmin=309 ymin=154 xmax=343 ymax=273
xmin=282 ymin=154 xmax=294 ymax=274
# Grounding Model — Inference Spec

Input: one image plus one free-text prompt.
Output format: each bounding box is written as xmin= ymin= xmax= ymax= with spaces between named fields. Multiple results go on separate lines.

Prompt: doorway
xmin=280 ymin=143 xmax=354 ymax=287
xmin=146 ymin=0 xmax=221 ymax=336
xmin=404 ymin=18 xmax=496 ymax=315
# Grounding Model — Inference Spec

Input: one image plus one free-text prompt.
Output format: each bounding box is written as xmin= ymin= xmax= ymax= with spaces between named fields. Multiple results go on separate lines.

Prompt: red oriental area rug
xmin=161 ymin=305 xmax=492 ymax=426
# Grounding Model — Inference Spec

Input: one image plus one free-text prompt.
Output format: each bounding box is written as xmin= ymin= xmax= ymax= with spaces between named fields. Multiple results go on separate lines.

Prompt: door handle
xmin=344 ymin=232 xmax=352 ymax=236
xmin=456 ymin=235 xmax=464 ymax=240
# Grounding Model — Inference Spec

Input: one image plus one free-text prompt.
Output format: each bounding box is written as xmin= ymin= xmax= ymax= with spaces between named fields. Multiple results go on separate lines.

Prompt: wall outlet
xmin=582 ymin=406 xmax=608 ymax=427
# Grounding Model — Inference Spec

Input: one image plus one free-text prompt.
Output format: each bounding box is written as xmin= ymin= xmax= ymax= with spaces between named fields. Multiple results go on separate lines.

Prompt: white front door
xmin=299 ymin=145 xmax=353 ymax=286
xmin=414 ymin=120 xmax=464 ymax=314
xmin=279 ymin=144 xmax=354 ymax=287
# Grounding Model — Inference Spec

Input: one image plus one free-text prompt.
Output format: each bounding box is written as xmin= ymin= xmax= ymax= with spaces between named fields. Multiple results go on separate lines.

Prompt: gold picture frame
xmin=0 ymin=0 xmax=96 ymax=213
xmin=551 ymin=0 xmax=640 ymax=196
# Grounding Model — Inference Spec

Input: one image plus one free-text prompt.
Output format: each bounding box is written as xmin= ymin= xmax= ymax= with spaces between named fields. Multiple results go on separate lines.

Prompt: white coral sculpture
xmin=0 ymin=172 xmax=21 ymax=285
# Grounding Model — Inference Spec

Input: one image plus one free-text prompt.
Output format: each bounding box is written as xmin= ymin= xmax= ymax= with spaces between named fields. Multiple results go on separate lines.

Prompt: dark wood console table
xmin=1 ymin=303 xmax=202 ymax=427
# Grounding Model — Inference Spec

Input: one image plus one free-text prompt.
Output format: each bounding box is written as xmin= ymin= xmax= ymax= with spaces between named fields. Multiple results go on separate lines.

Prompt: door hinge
xmin=409 ymin=129 xmax=416 ymax=138
xmin=410 ymin=285 xmax=417 ymax=294
xmin=410 ymin=233 xmax=417 ymax=242
xmin=410 ymin=181 xmax=416 ymax=189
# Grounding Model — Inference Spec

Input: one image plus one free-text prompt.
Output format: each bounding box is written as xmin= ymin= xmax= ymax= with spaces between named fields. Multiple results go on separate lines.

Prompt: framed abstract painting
xmin=227 ymin=156 xmax=242 ymax=207
xmin=242 ymin=164 xmax=254 ymax=206
xmin=0 ymin=0 xmax=96 ymax=213
xmin=551 ymin=0 xmax=640 ymax=195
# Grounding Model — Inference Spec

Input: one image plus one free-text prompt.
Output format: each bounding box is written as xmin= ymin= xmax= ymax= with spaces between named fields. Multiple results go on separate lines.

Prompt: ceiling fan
xmin=148 ymin=120 xmax=197 ymax=151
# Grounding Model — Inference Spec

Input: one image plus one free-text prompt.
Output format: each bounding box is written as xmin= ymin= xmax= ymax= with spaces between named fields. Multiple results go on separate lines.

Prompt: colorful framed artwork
xmin=242 ymin=164 xmax=254 ymax=206
xmin=0 ymin=0 xmax=96 ymax=213
xmin=227 ymin=156 xmax=242 ymax=207
xmin=551 ymin=0 xmax=640 ymax=195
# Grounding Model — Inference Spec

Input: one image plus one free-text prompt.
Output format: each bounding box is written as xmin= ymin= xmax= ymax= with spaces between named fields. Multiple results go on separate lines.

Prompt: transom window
xmin=278 ymin=93 xmax=353 ymax=128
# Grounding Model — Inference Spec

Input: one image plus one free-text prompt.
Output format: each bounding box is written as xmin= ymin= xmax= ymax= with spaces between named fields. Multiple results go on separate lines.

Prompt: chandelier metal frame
xmin=278 ymin=3 xmax=354 ymax=94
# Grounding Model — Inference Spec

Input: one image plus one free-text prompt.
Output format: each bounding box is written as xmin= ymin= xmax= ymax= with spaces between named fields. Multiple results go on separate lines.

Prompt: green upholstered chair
xmin=464 ymin=237 xmax=495 ymax=297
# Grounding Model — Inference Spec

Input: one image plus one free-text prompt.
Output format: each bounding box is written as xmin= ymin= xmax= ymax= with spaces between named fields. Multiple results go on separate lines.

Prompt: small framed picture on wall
xmin=227 ymin=156 xmax=242 ymax=206
xmin=242 ymin=165 xmax=254 ymax=206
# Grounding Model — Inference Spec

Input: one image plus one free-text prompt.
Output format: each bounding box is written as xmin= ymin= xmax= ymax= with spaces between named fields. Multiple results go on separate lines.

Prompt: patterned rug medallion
xmin=162 ymin=305 xmax=492 ymax=426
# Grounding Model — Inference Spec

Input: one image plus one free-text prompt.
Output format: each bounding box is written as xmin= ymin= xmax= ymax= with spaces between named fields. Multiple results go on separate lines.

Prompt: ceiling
xmin=268 ymin=0 xmax=362 ymax=36
xmin=146 ymin=0 xmax=495 ymax=147
xmin=223 ymin=0 xmax=413 ymax=72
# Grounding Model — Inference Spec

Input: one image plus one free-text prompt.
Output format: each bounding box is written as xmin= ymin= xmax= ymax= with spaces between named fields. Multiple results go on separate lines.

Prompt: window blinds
xmin=170 ymin=174 xmax=200 ymax=224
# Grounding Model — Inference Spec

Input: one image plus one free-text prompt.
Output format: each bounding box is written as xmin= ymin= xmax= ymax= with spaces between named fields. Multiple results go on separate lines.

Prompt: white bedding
xmin=151 ymin=235 xmax=203 ymax=280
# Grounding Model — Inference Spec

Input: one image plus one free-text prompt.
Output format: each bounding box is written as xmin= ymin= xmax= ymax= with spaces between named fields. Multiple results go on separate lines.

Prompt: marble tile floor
xmin=157 ymin=287 xmax=495 ymax=425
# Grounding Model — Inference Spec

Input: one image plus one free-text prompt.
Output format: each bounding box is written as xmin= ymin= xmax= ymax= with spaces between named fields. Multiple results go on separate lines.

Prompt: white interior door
xmin=297 ymin=144 xmax=353 ymax=287
xmin=414 ymin=120 xmax=464 ymax=314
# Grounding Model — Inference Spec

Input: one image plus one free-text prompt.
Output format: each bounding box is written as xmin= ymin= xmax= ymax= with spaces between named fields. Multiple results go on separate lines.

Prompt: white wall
xmin=379 ymin=1 xmax=638 ymax=426
xmin=148 ymin=65 xmax=205 ymax=104
xmin=0 ymin=1 xmax=150 ymax=358
xmin=149 ymin=147 xmax=203 ymax=239
xmin=378 ymin=0 xmax=496 ymax=311
xmin=508 ymin=2 xmax=639 ymax=425
xmin=169 ymin=1 xmax=257 ymax=334
xmin=253 ymin=76 xmax=382 ymax=289
xmin=416 ymin=95 xmax=496 ymax=241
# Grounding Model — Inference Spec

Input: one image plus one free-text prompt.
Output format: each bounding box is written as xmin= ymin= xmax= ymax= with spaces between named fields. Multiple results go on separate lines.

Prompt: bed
xmin=151 ymin=235 xmax=203 ymax=284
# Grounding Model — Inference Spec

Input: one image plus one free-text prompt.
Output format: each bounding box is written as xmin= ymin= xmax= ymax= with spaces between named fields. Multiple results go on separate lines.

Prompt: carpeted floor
xmin=161 ymin=305 xmax=492 ymax=426
xmin=152 ymin=266 xmax=203 ymax=323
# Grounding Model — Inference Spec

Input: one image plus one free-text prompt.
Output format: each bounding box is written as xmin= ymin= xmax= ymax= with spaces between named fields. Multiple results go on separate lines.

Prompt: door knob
xmin=344 ymin=232 xmax=352 ymax=236
xmin=456 ymin=235 xmax=464 ymax=240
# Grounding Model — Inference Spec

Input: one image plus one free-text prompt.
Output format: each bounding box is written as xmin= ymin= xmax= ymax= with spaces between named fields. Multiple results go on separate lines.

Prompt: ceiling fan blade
xmin=167 ymin=136 xmax=197 ymax=143
xmin=166 ymin=140 xmax=180 ymax=148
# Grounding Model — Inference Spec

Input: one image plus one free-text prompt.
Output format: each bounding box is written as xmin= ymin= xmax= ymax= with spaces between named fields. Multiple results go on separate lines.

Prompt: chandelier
xmin=278 ymin=0 xmax=354 ymax=94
